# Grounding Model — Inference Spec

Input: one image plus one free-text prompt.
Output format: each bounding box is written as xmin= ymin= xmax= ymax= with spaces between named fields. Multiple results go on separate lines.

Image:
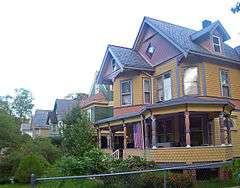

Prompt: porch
xmin=96 ymin=97 xmax=235 ymax=163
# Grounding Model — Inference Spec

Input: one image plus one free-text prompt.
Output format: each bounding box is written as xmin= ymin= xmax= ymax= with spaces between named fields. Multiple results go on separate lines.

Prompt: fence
xmin=31 ymin=161 xmax=233 ymax=188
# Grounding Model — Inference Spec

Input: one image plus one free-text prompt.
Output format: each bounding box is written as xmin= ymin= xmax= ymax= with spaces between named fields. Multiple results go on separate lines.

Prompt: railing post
xmin=31 ymin=174 xmax=36 ymax=188
xmin=163 ymin=170 xmax=167 ymax=188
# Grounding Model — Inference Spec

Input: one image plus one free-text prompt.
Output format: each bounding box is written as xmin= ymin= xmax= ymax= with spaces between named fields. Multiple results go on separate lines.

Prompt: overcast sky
xmin=0 ymin=0 xmax=239 ymax=111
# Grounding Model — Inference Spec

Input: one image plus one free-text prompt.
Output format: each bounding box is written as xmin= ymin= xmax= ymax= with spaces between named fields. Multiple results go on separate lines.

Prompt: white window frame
xmin=157 ymin=72 xmax=172 ymax=102
xmin=220 ymin=69 xmax=230 ymax=97
xmin=212 ymin=35 xmax=221 ymax=53
xmin=121 ymin=80 xmax=132 ymax=106
xmin=183 ymin=66 xmax=199 ymax=96
xmin=146 ymin=43 xmax=155 ymax=58
xmin=143 ymin=78 xmax=151 ymax=104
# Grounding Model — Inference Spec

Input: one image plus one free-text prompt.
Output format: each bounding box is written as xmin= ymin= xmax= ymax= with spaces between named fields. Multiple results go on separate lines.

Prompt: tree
xmin=12 ymin=88 xmax=34 ymax=122
xmin=232 ymin=2 xmax=240 ymax=13
xmin=0 ymin=109 xmax=21 ymax=150
xmin=62 ymin=106 xmax=95 ymax=157
xmin=0 ymin=95 xmax=12 ymax=115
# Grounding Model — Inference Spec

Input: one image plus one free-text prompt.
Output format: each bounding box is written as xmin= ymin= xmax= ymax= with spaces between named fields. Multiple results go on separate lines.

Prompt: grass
xmin=194 ymin=179 xmax=238 ymax=188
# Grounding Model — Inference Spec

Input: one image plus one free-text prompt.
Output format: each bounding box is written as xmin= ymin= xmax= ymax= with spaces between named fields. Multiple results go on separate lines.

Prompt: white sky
xmin=0 ymin=0 xmax=239 ymax=111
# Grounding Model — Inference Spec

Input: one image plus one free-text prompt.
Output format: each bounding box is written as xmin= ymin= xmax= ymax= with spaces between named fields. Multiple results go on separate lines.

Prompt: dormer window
xmin=212 ymin=35 xmax=221 ymax=53
xmin=146 ymin=43 xmax=155 ymax=58
xmin=112 ymin=59 xmax=117 ymax=71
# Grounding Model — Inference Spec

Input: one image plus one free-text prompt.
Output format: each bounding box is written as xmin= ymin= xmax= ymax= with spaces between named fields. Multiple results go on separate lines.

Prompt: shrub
xmin=168 ymin=172 xmax=193 ymax=188
xmin=14 ymin=154 xmax=48 ymax=183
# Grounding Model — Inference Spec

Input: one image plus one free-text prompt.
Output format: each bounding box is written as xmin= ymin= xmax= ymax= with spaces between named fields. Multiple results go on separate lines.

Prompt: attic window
xmin=212 ymin=35 xmax=221 ymax=53
xmin=112 ymin=59 xmax=117 ymax=71
xmin=146 ymin=43 xmax=155 ymax=58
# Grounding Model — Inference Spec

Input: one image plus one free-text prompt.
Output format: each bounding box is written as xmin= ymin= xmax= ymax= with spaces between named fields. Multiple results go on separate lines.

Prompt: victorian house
xmin=94 ymin=17 xmax=240 ymax=167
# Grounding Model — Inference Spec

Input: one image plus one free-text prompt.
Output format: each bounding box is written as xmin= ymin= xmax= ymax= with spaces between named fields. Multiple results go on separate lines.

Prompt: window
xmin=143 ymin=79 xmax=151 ymax=104
xmin=157 ymin=73 xmax=172 ymax=101
xmin=121 ymin=80 xmax=132 ymax=106
xmin=184 ymin=67 xmax=198 ymax=95
xmin=146 ymin=43 xmax=155 ymax=58
xmin=87 ymin=108 xmax=92 ymax=121
xmin=213 ymin=35 xmax=221 ymax=53
xmin=220 ymin=70 xmax=230 ymax=97
xmin=112 ymin=59 xmax=117 ymax=71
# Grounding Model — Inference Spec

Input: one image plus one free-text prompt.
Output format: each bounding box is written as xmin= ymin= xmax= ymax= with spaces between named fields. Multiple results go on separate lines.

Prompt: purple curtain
xmin=133 ymin=123 xmax=142 ymax=148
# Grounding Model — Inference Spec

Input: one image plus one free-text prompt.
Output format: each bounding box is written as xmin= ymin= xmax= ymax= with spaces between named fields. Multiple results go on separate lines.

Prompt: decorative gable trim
xmin=133 ymin=17 xmax=188 ymax=57
xmin=96 ymin=45 xmax=124 ymax=84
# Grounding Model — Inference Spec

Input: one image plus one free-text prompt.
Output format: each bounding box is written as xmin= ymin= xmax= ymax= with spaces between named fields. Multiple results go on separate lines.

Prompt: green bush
xmin=168 ymin=172 xmax=193 ymax=188
xmin=14 ymin=154 xmax=48 ymax=183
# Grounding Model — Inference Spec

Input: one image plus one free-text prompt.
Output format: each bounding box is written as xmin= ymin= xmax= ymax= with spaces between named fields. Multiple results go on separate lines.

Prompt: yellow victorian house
xmin=94 ymin=17 xmax=240 ymax=170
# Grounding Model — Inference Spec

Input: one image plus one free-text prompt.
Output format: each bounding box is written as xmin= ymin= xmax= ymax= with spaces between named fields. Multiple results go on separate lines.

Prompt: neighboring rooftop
xmin=53 ymin=99 xmax=77 ymax=121
xmin=32 ymin=110 xmax=50 ymax=128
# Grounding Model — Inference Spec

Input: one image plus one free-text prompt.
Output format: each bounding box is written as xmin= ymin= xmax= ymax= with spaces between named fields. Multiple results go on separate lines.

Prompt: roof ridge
xmin=108 ymin=44 xmax=133 ymax=50
xmin=145 ymin=16 xmax=197 ymax=32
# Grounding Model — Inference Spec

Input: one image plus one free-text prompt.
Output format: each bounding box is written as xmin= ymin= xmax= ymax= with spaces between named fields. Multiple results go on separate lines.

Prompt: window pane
xmin=144 ymin=79 xmax=151 ymax=92
xmin=213 ymin=36 xmax=220 ymax=44
xmin=184 ymin=67 xmax=198 ymax=82
xmin=121 ymin=81 xmax=131 ymax=93
xmin=222 ymin=86 xmax=230 ymax=97
xmin=122 ymin=94 xmax=131 ymax=105
xmin=184 ymin=82 xmax=198 ymax=95
xmin=214 ymin=45 xmax=221 ymax=53
xmin=157 ymin=77 xmax=163 ymax=90
xmin=144 ymin=92 xmax=151 ymax=103
xmin=184 ymin=67 xmax=198 ymax=95
xmin=163 ymin=76 xmax=172 ymax=100
xmin=221 ymin=71 xmax=229 ymax=85
xmin=157 ymin=89 xmax=164 ymax=101
xmin=146 ymin=43 xmax=155 ymax=58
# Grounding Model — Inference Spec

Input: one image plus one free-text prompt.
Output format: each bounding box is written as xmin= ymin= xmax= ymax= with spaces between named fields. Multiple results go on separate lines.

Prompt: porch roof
xmin=95 ymin=96 xmax=234 ymax=126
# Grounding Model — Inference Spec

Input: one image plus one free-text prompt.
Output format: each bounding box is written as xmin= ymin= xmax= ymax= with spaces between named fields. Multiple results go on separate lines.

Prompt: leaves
xmin=231 ymin=2 xmax=240 ymax=13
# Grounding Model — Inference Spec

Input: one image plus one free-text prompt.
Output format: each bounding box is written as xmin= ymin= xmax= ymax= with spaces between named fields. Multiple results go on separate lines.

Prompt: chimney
xmin=202 ymin=20 xmax=212 ymax=29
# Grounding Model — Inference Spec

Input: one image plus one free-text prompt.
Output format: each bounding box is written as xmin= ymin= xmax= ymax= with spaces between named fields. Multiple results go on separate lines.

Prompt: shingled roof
xmin=109 ymin=45 xmax=153 ymax=71
xmin=144 ymin=17 xmax=240 ymax=63
xmin=32 ymin=110 xmax=50 ymax=128
xmin=54 ymin=99 xmax=77 ymax=121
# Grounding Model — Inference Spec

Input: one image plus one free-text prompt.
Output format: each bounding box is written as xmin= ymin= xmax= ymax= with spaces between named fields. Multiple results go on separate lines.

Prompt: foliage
xmin=14 ymin=154 xmax=48 ymax=183
xmin=21 ymin=138 xmax=61 ymax=164
xmin=0 ymin=110 xmax=21 ymax=150
xmin=62 ymin=106 xmax=95 ymax=157
xmin=0 ymin=96 xmax=12 ymax=115
xmin=110 ymin=156 xmax=155 ymax=172
xmin=228 ymin=159 xmax=240 ymax=184
xmin=52 ymin=148 xmax=111 ymax=176
xmin=11 ymin=88 xmax=34 ymax=121
xmin=232 ymin=2 xmax=240 ymax=13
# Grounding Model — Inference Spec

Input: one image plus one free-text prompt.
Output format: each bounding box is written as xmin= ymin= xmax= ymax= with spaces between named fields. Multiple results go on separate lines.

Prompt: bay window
xmin=220 ymin=70 xmax=230 ymax=97
xmin=143 ymin=79 xmax=151 ymax=104
xmin=157 ymin=72 xmax=172 ymax=102
xmin=184 ymin=67 xmax=198 ymax=95
xmin=121 ymin=80 xmax=132 ymax=106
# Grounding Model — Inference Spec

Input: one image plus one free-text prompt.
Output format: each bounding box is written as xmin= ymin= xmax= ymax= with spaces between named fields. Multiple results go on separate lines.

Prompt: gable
xmin=136 ymin=24 xmax=181 ymax=66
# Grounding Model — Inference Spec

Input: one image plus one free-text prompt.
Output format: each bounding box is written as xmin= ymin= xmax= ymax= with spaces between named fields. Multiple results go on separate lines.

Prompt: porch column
xmin=151 ymin=115 xmax=157 ymax=149
xmin=144 ymin=118 xmax=150 ymax=148
xmin=140 ymin=115 xmax=145 ymax=149
xmin=123 ymin=123 xmax=127 ymax=149
xmin=219 ymin=112 xmax=225 ymax=146
xmin=226 ymin=116 xmax=232 ymax=145
xmin=185 ymin=111 xmax=191 ymax=148
xmin=108 ymin=126 xmax=113 ymax=149
xmin=97 ymin=128 xmax=101 ymax=149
